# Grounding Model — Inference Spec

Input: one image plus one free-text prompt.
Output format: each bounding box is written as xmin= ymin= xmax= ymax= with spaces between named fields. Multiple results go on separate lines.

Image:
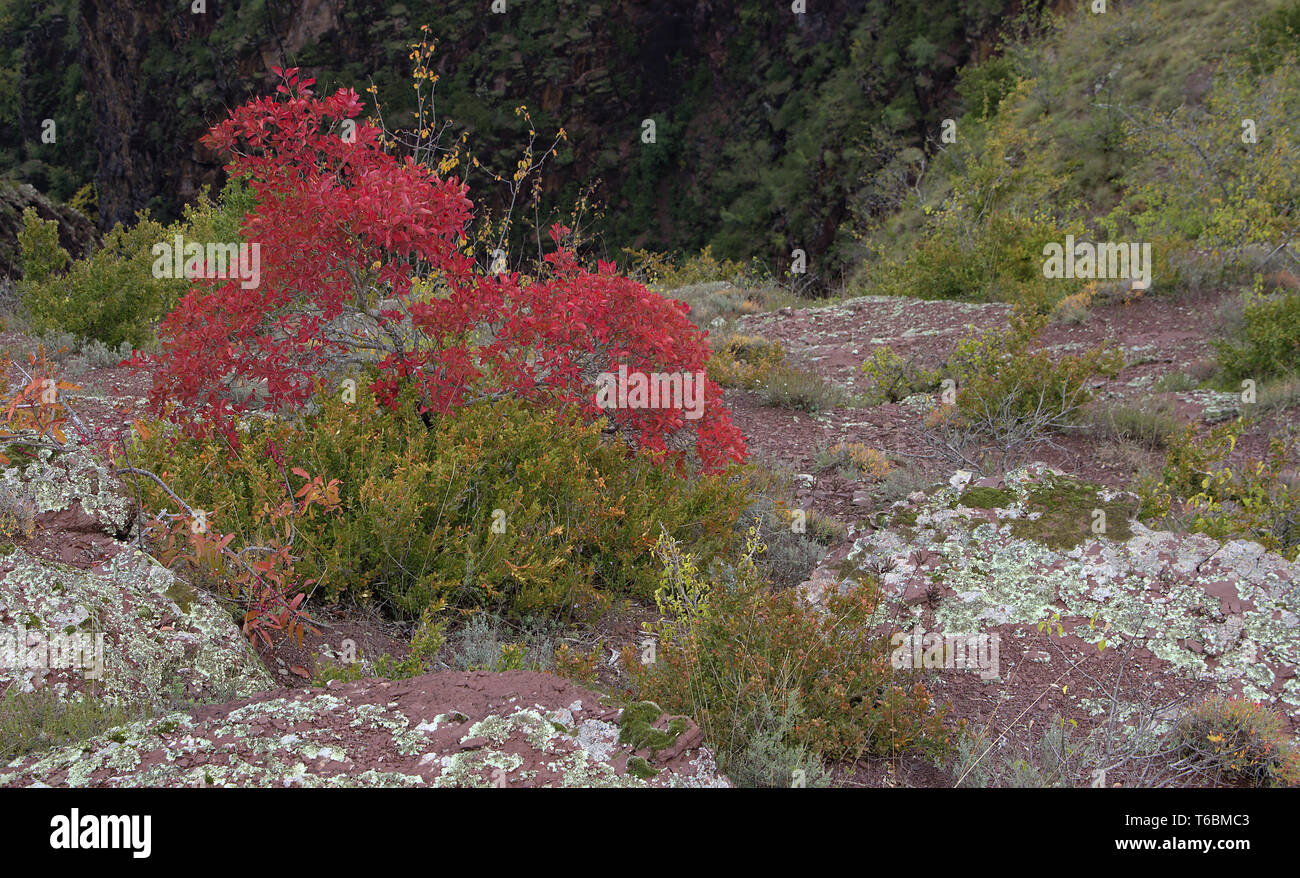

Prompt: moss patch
xmin=958 ymin=486 xmax=1015 ymax=509
xmin=1009 ymin=476 xmax=1136 ymax=550
xmin=626 ymin=755 xmax=659 ymax=779
xmin=617 ymin=700 xmax=687 ymax=756
xmin=165 ymin=580 xmax=197 ymax=615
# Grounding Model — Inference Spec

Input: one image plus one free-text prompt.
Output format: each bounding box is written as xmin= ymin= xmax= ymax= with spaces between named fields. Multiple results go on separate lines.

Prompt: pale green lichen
xmin=0 ymin=446 xmax=133 ymax=534
xmin=2 ymin=693 xmax=729 ymax=788
xmin=841 ymin=466 xmax=1300 ymax=714
xmin=0 ymin=548 xmax=272 ymax=710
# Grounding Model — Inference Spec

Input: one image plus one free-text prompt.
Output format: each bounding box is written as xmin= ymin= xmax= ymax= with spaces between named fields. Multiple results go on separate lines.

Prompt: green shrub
xmin=625 ymin=527 xmax=952 ymax=770
xmin=15 ymin=207 xmax=69 ymax=283
xmin=724 ymin=693 xmax=833 ymax=788
xmin=955 ymin=55 xmax=1020 ymax=122
xmin=757 ymin=363 xmax=848 ymax=412
xmin=1214 ymin=286 xmax=1300 ymax=383
xmin=706 ymin=334 xmax=786 ymax=389
xmin=870 ymin=207 xmax=1087 ymax=312
xmin=372 ymin=605 xmax=449 ymax=678
xmin=20 ymin=209 xmax=177 ymax=348
xmin=445 ymin=613 xmax=561 ymax=673
xmin=1171 ymin=696 xmax=1299 ymax=788
xmin=650 ymin=245 xmax=755 ymax=289
xmin=864 ymin=76 xmax=1086 ymax=314
xmin=860 ymin=346 xmax=940 ymax=405
xmin=18 ymin=178 xmax=252 ymax=348
xmin=126 ymin=384 xmax=752 ymax=621
xmin=1138 ymin=418 xmax=1300 ymax=560
xmin=928 ymin=312 xmax=1122 ymax=458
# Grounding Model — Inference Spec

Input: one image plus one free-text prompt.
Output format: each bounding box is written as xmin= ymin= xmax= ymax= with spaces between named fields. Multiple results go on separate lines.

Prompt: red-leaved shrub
xmin=137 ymin=68 xmax=745 ymax=471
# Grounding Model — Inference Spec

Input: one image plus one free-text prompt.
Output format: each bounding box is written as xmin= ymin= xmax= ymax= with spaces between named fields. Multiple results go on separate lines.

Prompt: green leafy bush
xmin=18 ymin=179 xmax=251 ymax=348
xmin=871 ymin=208 xmax=1085 ymax=313
xmin=14 ymin=207 xmax=69 ymax=283
xmin=924 ymin=312 xmax=1122 ymax=460
xmin=624 ymin=527 xmax=952 ymax=770
xmin=127 ymin=383 xmax=752 ymax=620
xmin=860 ymin=346 xmax=940 ymax=405
xmin=1214 ymin=286 xmax=1300 ymax=383
xmin=19 ymin=208 xmax=175 ymax=348
xmin=1138 ymin=418 xmax=1300 ymax=560
xmin=1248 ymin=0 xmax=1300 ymax=76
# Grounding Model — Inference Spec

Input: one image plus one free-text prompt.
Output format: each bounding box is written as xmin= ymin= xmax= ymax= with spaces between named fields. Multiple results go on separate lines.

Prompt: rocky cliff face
xmin=78 ymin=0 xmax=223 ymax=229
xmin=8 ymin=0 xmax=1023 ymax=273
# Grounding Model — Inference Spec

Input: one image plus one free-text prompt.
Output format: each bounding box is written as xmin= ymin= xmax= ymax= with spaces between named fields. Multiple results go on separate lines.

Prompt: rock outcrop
xmin=801 ymin=464 xmax=1300 ymax=725
xmin=1 ymin=670 xmax=729 ymax=788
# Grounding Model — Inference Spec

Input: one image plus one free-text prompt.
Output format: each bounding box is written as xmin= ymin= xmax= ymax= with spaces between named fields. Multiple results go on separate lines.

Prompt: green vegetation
xmin=958 ymin=476 xmax=1136 ymax=550
xmin=1214 ymin=284 xmax=1300 ymax=383
xmin=957 ymin=486 xmax=1014 ymax=509
xmin=1089 ymin=399 xmax=1183 ymax=451
xmin=860 ymin=346 xmax=941 ymax=405
xmin=126 ymin=385 xmax=753 ymax=621
xmin=903 ymin=312 xmax=1123 ymax=469
xmin=625 ymin=527 xmax=952 ymax=778
xmin=855 ymin=0 xmax=1300 ymax=311
xmin=1138 ymin=419 xmax=1300 ymax=560
xmin=17 ymin=178 xmax=251 ymax=347
xmin=0 ymin=687 xmax=135 ymax=762
xmin=813 ymin=441 xmax=894 ymax=482
xmin=3 ymin=1 xmax=1034 ymax=282
xmin=1011 ymin=476 xmax=1135 ymax=550
xmin=756 ymin=364 xmax=849 ymax=413
xmin=706 ymin=334 xmax=787 ymax=390
xmin=1172 ymin=696 xmax=1300 ymax=787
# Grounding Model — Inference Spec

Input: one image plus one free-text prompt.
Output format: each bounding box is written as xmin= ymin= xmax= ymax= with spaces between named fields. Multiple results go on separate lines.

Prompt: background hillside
xmin=2 ymin=0 xmax=1052 ymax=284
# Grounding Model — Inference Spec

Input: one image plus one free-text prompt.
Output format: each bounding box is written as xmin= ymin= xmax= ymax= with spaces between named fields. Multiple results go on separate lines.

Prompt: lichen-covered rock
xmin=0 ymin=446 xmax=134 ymax=537
xmin=0 ymin=546 xmax=273 ymax=708
xmin=802 ymin=464 xmax=1300 ymax=722
xmin=0 ymin=670 xmax=731 ymax=788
